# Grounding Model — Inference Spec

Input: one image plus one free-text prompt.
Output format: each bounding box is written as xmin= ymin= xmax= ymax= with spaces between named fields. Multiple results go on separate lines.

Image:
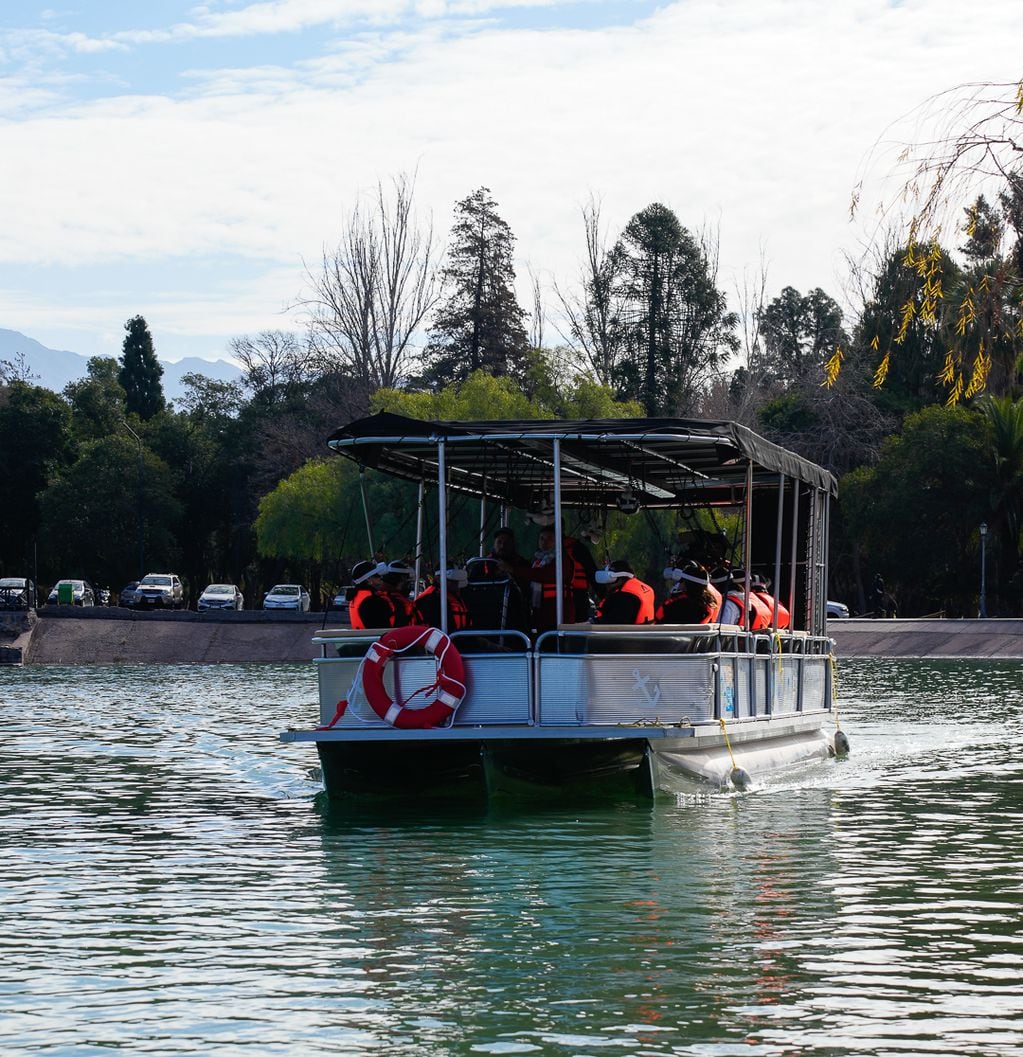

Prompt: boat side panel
xmin=537 ymin=654 xmax=715 ymax=725
xmin=315 ymin=653 xmax=532 ymax=727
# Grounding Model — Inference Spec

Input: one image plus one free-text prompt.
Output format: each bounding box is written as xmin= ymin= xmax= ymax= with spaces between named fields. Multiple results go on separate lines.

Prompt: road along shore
xmin=3 ymin=612 xmax=1022 ymax=666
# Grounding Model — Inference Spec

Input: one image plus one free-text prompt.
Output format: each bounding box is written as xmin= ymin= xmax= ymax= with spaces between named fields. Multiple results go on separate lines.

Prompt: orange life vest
xmin=725 ymin=589 xmax=772 ymax=630
xmin=349 ymin=587 xmax=400 ymax=630
xmin=595 ymin=576 xmax=656 ymax=625
xmin=412 ymin=584 xmax=470 ymax=631
xmin=753 ymin=591 xmax=790 ymax=629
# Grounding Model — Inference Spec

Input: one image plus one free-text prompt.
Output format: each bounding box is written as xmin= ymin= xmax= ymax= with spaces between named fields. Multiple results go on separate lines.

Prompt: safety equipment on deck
xmin=363 ymin=625 xmax=467 ymax=729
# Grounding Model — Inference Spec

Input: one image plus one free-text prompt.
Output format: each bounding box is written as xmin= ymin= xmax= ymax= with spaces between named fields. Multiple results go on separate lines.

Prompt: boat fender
xmin=833 ymin=729 xmax=850 ymax=757
xmin=362 ymin=624 xmax=467 ymax=729
xmin=729 ymin=766 xmax=752 ymax=791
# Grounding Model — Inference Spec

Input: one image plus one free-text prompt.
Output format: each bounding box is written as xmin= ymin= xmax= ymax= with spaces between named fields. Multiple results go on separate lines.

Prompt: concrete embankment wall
xmin=828 ymin=618 xmax=1023 ymax=659
xmin=16 ymin=609 xmax=337 ymax=665
xmin=5 ymin=612 xmax=1023 ymax=665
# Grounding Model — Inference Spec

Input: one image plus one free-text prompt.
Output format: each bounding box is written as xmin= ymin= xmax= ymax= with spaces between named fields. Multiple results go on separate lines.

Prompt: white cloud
xmin=1 ymin=0 xmax=1022 ymax=355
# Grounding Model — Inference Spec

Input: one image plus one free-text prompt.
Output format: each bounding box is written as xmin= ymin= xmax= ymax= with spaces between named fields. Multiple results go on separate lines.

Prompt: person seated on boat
xmin=593 ymin=561 xmax=656 ymax=625
xmin=461 ymin=556 xmax=530 ymax=636
xmin=717 ymin=567 xmax=772 ymax=630
xmin=348 ymin=560 xmax=405 ymax=629
xmin=656 ymin=561 xmax=719 ymax=624
xmin=412 ymin=567 xmax=471 ymax=632
xmin=380 ymin=560 xmax=416 ymax=627
xmin=488 ymin=527 xmax=531 ymax=585
xmin=750 ymin=573 xmax=790 ymax=629
xmin=518 ymin=526 xmax=576 ymax=631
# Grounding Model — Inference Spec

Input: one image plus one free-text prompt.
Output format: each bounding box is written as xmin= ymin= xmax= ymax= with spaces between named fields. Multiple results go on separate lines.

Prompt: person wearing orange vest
xmin=380 ymin=560 xmax=416 ymax=627
xmin=412 ymin=568 xmax=471 ymax=632
xmin=751 ymin=574 xmax=790 ymax=629
xmin=520 ymin=526 xmax=576 ymax=631
xmin=718 ymin=567 xmax=772 ymax=630
xmin=564 ymin=533 xmax=597 ymax=622
xmin=593 ymin=560 xmax=656 ymax=624
xmin=656 ymin=561 xmax=720 ymax=624
xmin=348 ymin=560 xmax=402 ymax=629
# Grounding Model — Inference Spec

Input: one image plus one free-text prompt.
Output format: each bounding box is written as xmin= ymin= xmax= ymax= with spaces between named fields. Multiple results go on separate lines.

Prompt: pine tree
xmin=117 ymin=315 xmax=165 ymax=420
xmin=423 ymin=187 xmax=528 ymax=388
xmin=613 ymin=204 xmax=737 ymax=416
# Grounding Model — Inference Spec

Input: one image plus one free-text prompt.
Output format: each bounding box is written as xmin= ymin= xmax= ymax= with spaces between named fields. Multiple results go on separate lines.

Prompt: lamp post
xmin=979 ymin=521 xmax=988 ymax=619
xmin=122 ymin=422 xmax=144 ymax=580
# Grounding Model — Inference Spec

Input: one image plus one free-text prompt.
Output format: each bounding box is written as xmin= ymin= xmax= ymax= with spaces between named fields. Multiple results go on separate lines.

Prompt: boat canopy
xmin=327 ymin=412 xmax=837 ymax=508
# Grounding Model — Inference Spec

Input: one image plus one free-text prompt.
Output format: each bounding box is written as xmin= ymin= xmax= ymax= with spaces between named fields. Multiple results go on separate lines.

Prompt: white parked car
xmin=263 ymin=584 xmax=311 ymax=612
xmin=826 ymin=599 xmax=850 ymax=619
xmin=197 ymin=583 xmax=244 ymax=611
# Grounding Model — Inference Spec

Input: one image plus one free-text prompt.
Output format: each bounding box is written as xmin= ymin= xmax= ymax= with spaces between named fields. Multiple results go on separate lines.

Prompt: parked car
xmin=827 ymin=599 xmax=850 ymax=619
xmin=0 ymin=577 xmax=36 ymax=610
xmin=263 ymin=584 xmax=311 ymax=612
xmin=197 ymin=583 xmax=244 ymax=611
xmin=118 ymin=581 xmax=140 ymax=607
xmin=46 ymin=579 xmax=95 ymax=606
xmin=132 ymin=573 xmax=185 ymax=610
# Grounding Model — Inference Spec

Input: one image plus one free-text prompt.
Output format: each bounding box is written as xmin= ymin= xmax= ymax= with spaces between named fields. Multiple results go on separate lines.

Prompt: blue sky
xmin=2 ymin=1 xmax=1021 ymax=365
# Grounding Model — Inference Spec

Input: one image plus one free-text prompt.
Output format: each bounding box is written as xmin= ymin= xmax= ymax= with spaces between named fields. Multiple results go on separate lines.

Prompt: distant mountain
xmin=0 ymin=328 xmax=242 ymax=402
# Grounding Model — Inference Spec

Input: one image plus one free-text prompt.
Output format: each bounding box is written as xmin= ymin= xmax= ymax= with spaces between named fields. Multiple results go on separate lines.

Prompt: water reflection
xmin=0 ymin=660 xmax=1021 ymax=1054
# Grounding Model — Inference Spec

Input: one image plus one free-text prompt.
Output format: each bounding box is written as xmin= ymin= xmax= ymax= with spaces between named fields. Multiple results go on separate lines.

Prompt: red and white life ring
xmin=362 ymin=624 xmax=467 ymax=729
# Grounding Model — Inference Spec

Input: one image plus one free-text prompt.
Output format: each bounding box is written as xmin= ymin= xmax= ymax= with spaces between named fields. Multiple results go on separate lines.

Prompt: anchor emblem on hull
xmin=631 ymin=668 xmax=662 ymax=709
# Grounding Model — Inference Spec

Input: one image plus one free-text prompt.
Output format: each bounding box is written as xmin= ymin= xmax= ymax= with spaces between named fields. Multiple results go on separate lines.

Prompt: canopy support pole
xmin=438 ymin=440 xmax=448 ymax=634
xmin=414 ymin=479 xmax=425 ymax=598
xmin=743 ymin=460 xmax=753 ymax=632
xmin=773 ymin=473 xmax=785 ymax=632
xmin=788 ymin=483 xmax=799 ymax=629
xmin=553 ymin=438 xmax=565 ymax=628
xmin=359 ymin=467 xmax=374 ymax=555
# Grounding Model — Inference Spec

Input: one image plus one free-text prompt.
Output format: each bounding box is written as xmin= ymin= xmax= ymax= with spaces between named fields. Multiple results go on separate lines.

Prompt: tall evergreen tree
xmin=612 ymin=204 xmax=737 ymax=416
xmin=759 ymin=286 xmax=847 ymax=387
xmin=118 ymin=315 xmax=165 ymax=420
xmin=424 ymin=187 xmax=528 ymax=388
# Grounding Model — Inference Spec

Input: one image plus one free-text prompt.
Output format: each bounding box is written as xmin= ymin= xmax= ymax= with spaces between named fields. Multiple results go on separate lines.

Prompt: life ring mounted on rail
xmin=362 ymin=624 xmax=467 ymax=729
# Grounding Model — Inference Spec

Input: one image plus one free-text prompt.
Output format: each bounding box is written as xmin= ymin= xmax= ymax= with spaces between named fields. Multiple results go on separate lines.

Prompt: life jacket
xmin=564 ymin=537 xmax=592 ymax=591
xmin=349 ymin=587 xmax=399 ymax=630
xmin=725 ymin=589 xmax=772 ymax=630
xmin=412 ymin=584 xmax=470 ymax=631
xmin=708 ymin=583 xmax=722 ymax=621
xmin=753 ymin=591 xmax=790 ymax=629
xmin=388 ymin=591 xmax=415 ymax=627
xmin=596 ymin=576 xmax=656 ymax=625
xmin=656 ymin=587 xmax=715 ymax=625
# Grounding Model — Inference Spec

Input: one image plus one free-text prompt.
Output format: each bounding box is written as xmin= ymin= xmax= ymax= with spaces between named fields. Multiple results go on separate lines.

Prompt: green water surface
xmin=0 ymin=658 xmax=1021 ymax=1056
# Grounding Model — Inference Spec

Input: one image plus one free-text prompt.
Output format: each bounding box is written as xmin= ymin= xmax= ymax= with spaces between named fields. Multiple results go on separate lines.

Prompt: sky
xmin=1 ymin=0 xmax=1021 ymax=365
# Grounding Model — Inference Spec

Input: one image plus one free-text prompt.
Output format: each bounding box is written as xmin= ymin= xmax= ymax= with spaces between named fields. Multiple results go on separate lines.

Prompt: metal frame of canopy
xmin=326 ymin=414 xmax=837 ymax=639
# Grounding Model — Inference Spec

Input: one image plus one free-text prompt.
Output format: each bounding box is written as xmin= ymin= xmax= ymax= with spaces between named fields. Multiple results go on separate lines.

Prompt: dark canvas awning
xmin=327 ymin=412 xmax=837 ymax=508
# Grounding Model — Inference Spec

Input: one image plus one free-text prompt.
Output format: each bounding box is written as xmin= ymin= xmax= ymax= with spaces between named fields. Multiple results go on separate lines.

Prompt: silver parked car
xmin=133 ymin=573 xmax=185 ymax=609
xmin=263 ymin=584 xmax=311 ymax=612
xmin=197 ymin=583 xmax=244 ymax=611
xmin=826 ymin=599 xmax=850 ymax=619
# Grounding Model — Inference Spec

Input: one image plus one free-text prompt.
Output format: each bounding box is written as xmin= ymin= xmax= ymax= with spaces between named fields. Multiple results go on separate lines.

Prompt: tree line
xmin=2 ymin=162 xmax=1022 ymax=614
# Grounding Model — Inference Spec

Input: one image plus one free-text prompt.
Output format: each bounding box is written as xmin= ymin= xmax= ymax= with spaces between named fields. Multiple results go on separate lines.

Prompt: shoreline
xmin=2 ymin=612 xmax=1022 ymax=666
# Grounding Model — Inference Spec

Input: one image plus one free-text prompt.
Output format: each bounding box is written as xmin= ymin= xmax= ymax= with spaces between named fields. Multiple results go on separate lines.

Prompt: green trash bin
xmin=57 ymin=581 xmax=74 ymax=605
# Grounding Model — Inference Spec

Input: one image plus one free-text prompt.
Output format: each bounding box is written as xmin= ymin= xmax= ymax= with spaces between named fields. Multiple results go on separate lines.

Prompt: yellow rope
xmin=829 ymin=652 xmax=841 ymax=732
xmin=718 ymin=717 xmax=740 ymax=771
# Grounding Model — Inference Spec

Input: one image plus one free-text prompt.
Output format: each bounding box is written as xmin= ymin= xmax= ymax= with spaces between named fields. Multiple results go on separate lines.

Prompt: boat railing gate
xmin=311 ymin=626 xmax=835 ymax=730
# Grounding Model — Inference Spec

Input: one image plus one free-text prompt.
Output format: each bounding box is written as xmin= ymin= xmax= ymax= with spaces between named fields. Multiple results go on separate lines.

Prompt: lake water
xmin=1 ymin=658 xmax=1021 ymax=1056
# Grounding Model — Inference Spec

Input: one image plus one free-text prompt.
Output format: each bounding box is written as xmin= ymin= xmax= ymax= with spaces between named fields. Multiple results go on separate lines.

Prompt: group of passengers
xmin=346 ymin=526 xmax=790 ymax=635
